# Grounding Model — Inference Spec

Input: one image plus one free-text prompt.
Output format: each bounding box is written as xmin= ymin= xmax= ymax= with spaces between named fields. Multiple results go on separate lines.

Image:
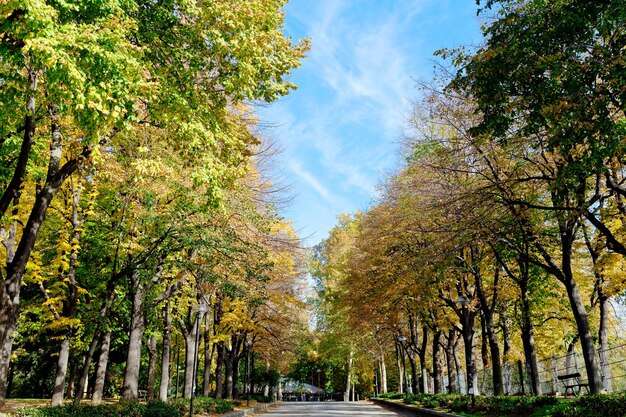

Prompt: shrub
xmin=194 ymin=396 xmax=217 ymax=413
xmin=18 ymin=403 xmax=132 ymax=417
xmin=448 ymin=395 xmax=557 ymax=416
xmin=249 ymin=394 xmax=273 ymax=403
xmin=144 ymin=401 xmax=183 ymax=417
xmin=117 ymin=400 xmax=145 ymax=417
xmin=552 ymin=393 xmax=626 ymax=417
xmin=169 ymin=398 xmax=191 ymax=415
xmin=19 ymin=398 xmax=233 ymax=417
xmin=404 ymin=393 xmax=463 ymax=409
xmin=170 ymin=396 xmax=235 ymax=415
xmin=18 ymin=404 xmax=125 ymax=417
xmin=214 ymin=401 xmax=234 ymax=414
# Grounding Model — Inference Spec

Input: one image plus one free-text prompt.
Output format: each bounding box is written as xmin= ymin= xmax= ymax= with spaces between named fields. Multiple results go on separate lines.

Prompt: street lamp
xmin=246 ymin=340 xmax=252 ymax=407
xmin=190 ymin=303 xmax=209 ymax=417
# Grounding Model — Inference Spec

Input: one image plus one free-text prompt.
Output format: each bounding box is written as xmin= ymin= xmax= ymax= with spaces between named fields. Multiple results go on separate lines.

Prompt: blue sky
xmin=260 ymin=0 xmax=484 ymax=246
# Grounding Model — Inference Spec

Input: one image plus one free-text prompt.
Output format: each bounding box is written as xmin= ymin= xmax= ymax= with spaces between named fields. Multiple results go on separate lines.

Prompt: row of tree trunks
xmin=33 ymin=282 xmax=272 ymax=403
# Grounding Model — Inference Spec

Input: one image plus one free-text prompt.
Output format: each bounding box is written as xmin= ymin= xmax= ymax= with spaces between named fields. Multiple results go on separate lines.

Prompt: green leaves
xmin=455 ymin=0 xmax=626 ymax=184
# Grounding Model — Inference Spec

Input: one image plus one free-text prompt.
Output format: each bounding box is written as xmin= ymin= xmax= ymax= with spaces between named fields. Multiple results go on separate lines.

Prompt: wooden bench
xmin=138 ymin=389 xmax=148 ymax=400
xmin=557 ymin=372 xmax=589 ymax=396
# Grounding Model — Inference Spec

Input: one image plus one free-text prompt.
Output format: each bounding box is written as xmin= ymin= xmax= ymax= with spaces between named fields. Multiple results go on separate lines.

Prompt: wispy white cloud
xmin=262 ymin=0 xmax=481 ymax=243
xmin=282 ymin=0 xmax=422 ymax=195
xmin=288 ymin=160 xmax=338 ymax=206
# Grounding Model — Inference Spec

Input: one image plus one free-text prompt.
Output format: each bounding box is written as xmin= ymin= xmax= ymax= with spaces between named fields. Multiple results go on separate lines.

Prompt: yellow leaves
xmin=25 ymin=252 xmax=45 ymax=285
xmin=307 ymin=349 xmax=320 ymax=362
xmin=595 ymin=252 xmax=626 ymax=297
xmin=46 ymin=317 xmax=81 ymax=333
xmin=219 ymin=298 xmax=256 ymax=334
xmin=131 ymin=157 xmax=163 ymax=181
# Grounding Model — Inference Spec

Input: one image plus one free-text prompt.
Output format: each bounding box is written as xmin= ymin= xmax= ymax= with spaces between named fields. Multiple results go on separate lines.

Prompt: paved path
xmin=257 ymin=401 xmax=416 ymax=416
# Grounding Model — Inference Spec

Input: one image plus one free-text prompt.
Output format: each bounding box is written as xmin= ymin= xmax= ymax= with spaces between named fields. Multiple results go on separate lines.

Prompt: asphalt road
xmin=257 ymin=401 xmax=416 ymax=416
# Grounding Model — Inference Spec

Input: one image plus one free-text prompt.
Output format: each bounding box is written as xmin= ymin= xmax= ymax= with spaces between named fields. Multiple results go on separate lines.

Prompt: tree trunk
xmin=215 ymin=342 xmax=225 ymax=399
xmin=461 ymin=326 xmax=475 ymax=395
xmin=544 ymin=221 xmax=603 ymax=393
xmin=224 ymin=347 xmax=234 ymax=399
xmin=159 ymin=306 xmax=171 ymax=401
xmin=0 ymin=316 xmax=17 ymax=404
xmin=202 ymin=315 xmax=212 ymax=396
xmin=500 ymin=310 xmax=512 ymax=394
xmin=380 ymin=352 xmax=388 ymax=394
xmin=74 ymin=330 xmax=101 ymax=403
xmin=565 ymin=339 xmax=578 ymax=374
xmin=344 ymin=348 xmax=353 ymax=401
xmin=181 ymin=326 xmax=196 ymax=399
xmin=519 ymin=285 xmax=542 ymax=395
xmin=453 ymin=344 xmax=462 ymax=393
xmin=480 ymin=316 xmax=490 ymax=370
xmin=432 ymin=331 xmax=442 ymax=394
xmin=51 ymin=337 xmax=71 ymax=405
xmin=562 ymin=273 xmax=603 ymax=393
xmin=395 ymin=343 xmax=403 ymax=394
xmin=232 ymin=352 xmax=240 ymax=399
xmin=67 ymin=363 xmax=75 ymax=399
xmin=598 ymin=293 xmax=612 ymax=392
xmin=419 ymin=328 xmax=428 ymax=394
xmin=123 ymin=273 xmax=146 ymax=400
xmin=406 ymin=349 xmax=419 ymax=394
xmin=0 ymin=71 xmax=38 ymax=219
xmin=263 ymin=358 xmax=270 ymax=396
xmin=484 ymin=312 xmax=503 ymax=395
xmin=584 ymin=224 xmax=612 ymax=393
xmin=92 ymin=331 xmax=111 ymax=404
xmin=444 ymin=330 xmax=458 ymax=393
xmin=147 ymin=335 xmax=157 ymax=400
xmin=473 ymin=255 xmax=503 ymax=396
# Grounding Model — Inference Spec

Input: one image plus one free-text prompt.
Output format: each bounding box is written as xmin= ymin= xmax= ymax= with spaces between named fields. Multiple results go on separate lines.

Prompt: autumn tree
xmin=0 ymin=0 xmax=308 ymax=401
xmin=448 ymin=0 xmax=626 ymax=393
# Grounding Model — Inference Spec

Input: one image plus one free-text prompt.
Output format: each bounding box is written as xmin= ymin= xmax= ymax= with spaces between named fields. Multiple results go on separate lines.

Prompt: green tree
xmin=0 ymin=0 xmax=307 ymax=402
xmin=448 ymin=0 xmax=626 ymax=393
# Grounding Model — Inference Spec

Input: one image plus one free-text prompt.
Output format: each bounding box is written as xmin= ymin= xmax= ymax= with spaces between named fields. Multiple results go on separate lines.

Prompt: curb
xmin=220 ymin=402 xmax=277 ymax=417
xmin=371 ymin=398 xmax=460 ymax=417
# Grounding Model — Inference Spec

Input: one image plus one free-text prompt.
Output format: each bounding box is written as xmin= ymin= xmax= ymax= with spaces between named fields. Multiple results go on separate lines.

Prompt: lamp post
xmin=456 ymin=295 xmax=475 ymax=410
xmin=246 ymin=340 xmax=252 ymax=407
xmin=190 ymin=303 xmax=209 ymax=417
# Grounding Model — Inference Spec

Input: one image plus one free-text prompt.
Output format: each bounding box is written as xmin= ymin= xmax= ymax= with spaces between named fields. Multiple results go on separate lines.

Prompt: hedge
xmin=16 ymin=397 xmax=239 ymax=417
xmin=552 ymin=393 xmax=626 ymax=417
